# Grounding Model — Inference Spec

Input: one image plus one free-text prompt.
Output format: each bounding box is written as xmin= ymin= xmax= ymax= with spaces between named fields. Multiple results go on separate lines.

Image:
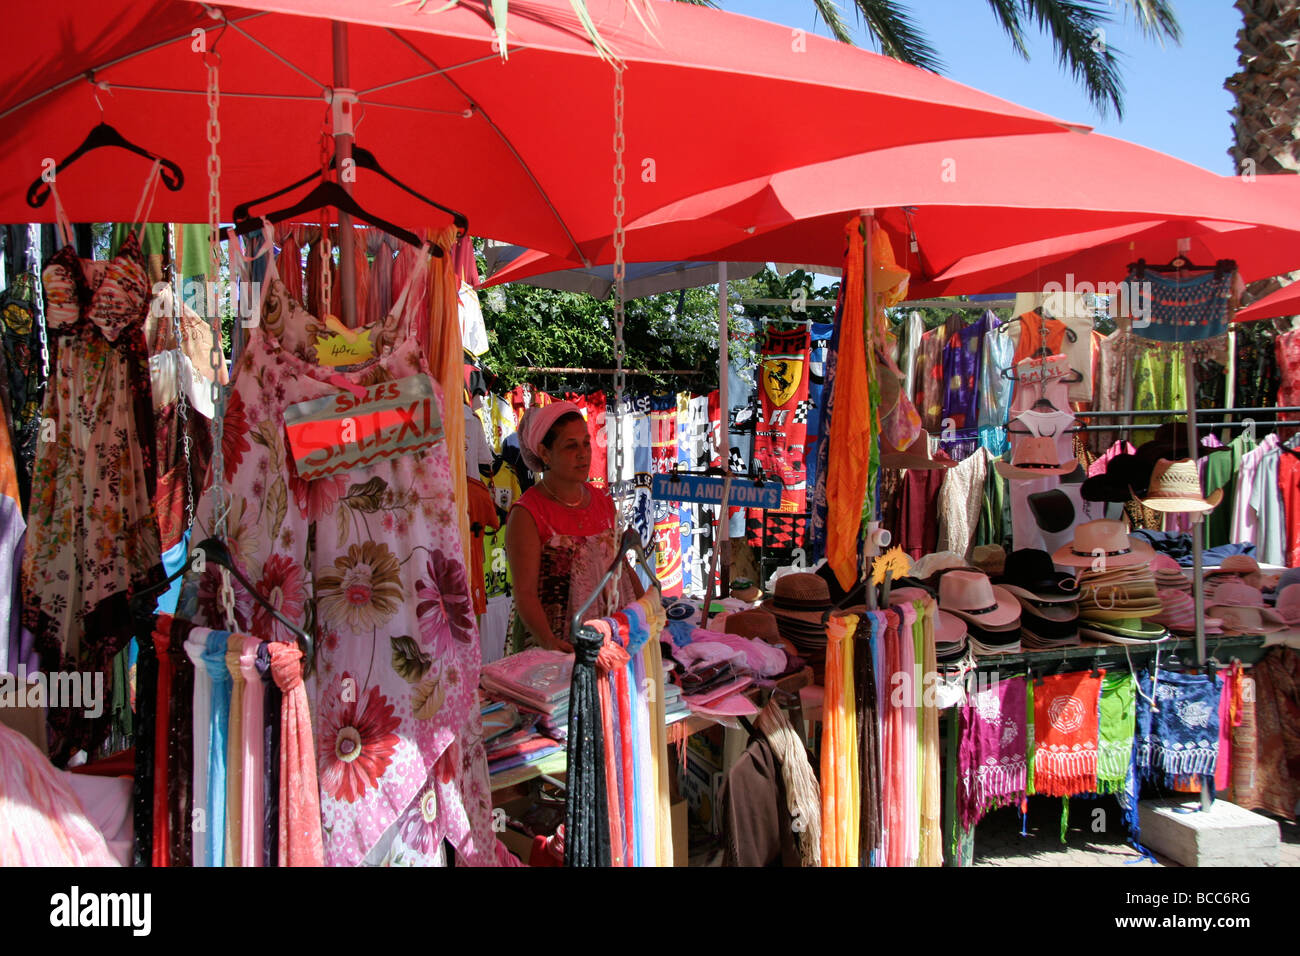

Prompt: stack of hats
xmin=1205 ymin=554 xmax=1268 ymax=603
xmin=1150 ymin=589 xmax=1225 ymax=637
xmin=1151 ymin=553 xmax=1190 ymax=593
xmin=1082 ymin=424 xmax=1217 ymax=505
xmin=937 ymin=569 xmax=1021 ymax=656
xmin=996 ymin=548 xmax=1080 ymax=650
xmin=889 ymin=586 xmax=969 ymax=666
xmin=1054 ymin=519 xmax=1167 ymax=645
xmin=761 ymin=572 xmax=833 ymax=677
xmin=1273 ymin=584 xmax=1300 ymax=634
xmin=1207 ymin=582 xmax=1289 ymax=636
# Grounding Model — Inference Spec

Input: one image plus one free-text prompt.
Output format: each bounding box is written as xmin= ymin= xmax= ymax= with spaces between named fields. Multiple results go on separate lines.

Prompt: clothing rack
xmin=1075 ymin=406 xmax=1300 ymax=417
xmin=1070 ymin=420 xmax=1292 ymax=433
xmin=519 ymin=366 xmax=706 ymax=376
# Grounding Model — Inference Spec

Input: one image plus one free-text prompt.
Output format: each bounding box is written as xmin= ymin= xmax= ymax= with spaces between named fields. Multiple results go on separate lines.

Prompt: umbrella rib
xmin=386 ymin=29 xmax=587 ymax=265
xmin=221 ymin=16 xmax=328 ymax=91
xmin=356 ymin=51 xmax=509 ymax=98
xmin=84 ymin=83 xmax=472 ymax=118
xmin=0 ymin=10 xmax=271 ymax=123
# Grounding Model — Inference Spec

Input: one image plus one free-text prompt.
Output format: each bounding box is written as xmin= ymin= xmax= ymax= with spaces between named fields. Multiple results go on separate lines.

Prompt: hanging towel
xmin=1032 ymin=670 xmax=1103 ymax=797
xmin=959 ymin=675 xmax=1028 ymax=829
xmin=1136 ymin=669 xmax=1222 ymax=788
xmin=1097 ymin=671 xmax=1137 ymax=795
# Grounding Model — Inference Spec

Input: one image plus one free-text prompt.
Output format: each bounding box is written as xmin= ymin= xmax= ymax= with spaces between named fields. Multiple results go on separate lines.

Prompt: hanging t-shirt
xmin=1203 ymin=434 xmax=1254 ymax=549
xmin=1230 ymin=434 xmax=1279 ymax=547
xmin=1010 ymin=312 xmax=1069 ymax=364
xmin=565 ymin=391 xmax=608 ymax=491
xmin=1278 ymin=448 xmax=1300 ymax=568
xmin=1252 ymin=447 xmax=1284 ymax=566
xmin=650 ymin=393 xmax=682 ymax=595
xmin=1007 ymin=409 xmax=1081 ymax=554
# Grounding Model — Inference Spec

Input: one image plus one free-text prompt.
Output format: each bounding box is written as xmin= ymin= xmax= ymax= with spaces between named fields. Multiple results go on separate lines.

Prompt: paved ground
xmin=973 ymin=795 xmax=1300 ymax=867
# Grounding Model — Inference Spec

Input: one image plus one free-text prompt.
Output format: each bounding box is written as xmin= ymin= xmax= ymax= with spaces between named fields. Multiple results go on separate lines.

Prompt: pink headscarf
xmin=517 ymin=401 xmax=583 ymax=473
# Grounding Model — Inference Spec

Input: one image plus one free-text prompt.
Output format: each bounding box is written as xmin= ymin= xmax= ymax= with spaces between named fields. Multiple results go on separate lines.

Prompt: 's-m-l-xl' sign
xmin=651 ymin=474 xmax=782 ymax=510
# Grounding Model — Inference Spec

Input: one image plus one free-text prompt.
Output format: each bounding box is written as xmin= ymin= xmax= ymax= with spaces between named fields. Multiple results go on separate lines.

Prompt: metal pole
xmin=1184 ymin=345 xmax=1212 ymax=814
xmin=702 ymin=262 xmax=729 ymax=625
xmin=332 ymin=21 xmax=358 ymax=327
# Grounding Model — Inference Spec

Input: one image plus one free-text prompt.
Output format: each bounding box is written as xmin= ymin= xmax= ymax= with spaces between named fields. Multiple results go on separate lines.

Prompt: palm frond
xmin=1015 ymin=0 xmax=1126 ymax=118
xmin=982 ymin=0 xmax=1030 ymax=59
xmin=812 ymin=0 xmax=855 ymax=43
xmin=1115 ymin=0 xmax=1182 ymax=45
xmin=851 ymin=0 xmax=943 ymax=73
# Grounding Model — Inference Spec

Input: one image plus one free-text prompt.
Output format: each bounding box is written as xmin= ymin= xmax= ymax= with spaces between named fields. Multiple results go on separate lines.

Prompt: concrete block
xmin=1138 ymin=798 xmax=1280 ymax=867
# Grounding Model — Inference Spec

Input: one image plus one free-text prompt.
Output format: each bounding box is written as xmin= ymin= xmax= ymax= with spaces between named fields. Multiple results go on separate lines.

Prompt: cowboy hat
xmin=997 ymin=548 xmax=1080 ymax=603
xmin=1081 ymin=453 xmax=1145 ymax=503
xmin=760 ymin=572 xmax=834 ymax=624
xmin=1052 ymin=519 xmax=1155 ymax=569
xmin=937 ymin=570 xmax=1021 ymax=630
xmin=1135 ymin=459 xmax=1224 ymax=513
xmin=723 ymin=609 xmax=780 ymax=643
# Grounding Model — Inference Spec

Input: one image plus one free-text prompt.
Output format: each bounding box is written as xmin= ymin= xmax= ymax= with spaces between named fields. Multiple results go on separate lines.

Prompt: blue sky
xmin=727 ymin=1 xmax=1243 ymax=175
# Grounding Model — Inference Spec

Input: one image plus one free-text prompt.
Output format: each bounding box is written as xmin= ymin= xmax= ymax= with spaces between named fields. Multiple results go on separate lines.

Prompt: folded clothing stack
xmin=480 ymin=649 xmax=574 ymax=775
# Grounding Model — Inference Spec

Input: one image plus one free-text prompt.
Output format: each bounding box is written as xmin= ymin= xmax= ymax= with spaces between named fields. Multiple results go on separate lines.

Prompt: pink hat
xmin=1207 ymin=604 xmax=1286 ymax=635
xmin=1218 ymin=554 xmax=1260 ymax=575
xmin=995 ymin=435 xmax=1080 ymax=480
xmin=1052 ymin=519 xmax=1155 ymax=569
xmin=517 ymin=401 xmax=584 ymax=473
xmin=1209 ymin=582 xmax=1270 ymax=609
xmin=1150 ymin=554 xmax=1182 ymax=572
xmin=1275 ymin=584 xmax=1300 ymax=626
xmin=937 ymin=570 xmax=1020 ymax=629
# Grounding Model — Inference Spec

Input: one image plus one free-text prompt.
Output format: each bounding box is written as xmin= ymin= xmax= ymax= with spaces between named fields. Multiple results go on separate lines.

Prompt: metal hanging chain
xmin=28 ymin=223 xmax=49 ymax=381
xmin=611 ymin=63 xmax=627 ymax=505
xmin=204 ymin=45 xmax=236 ymax=629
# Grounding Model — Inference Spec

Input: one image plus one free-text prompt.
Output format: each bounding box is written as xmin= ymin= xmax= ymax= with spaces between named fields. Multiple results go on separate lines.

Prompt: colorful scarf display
xmin=748 ymin=325 xmax=812 ymax=557
xmin=1097 ymin=671 xmax=1137 ymax=795
xmin=565 ymin=625 xmax=610 ymax=867
xmin=820 ymin=612 xmax=859 ymax=867
xmin=1031 ymin=670 xmax=1103 ymax=797
xmin=1136 ymin=669 xmax=1222 ymax=788
xmin=958 ymin=676 xmax=1028 ymax=829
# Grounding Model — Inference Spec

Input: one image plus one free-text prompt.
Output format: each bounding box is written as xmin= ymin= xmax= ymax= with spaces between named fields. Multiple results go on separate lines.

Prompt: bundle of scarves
xmin=568 ymin=589 xmax=672 ymax=866
xmin=820 ymin=600 xmax=941 ymax=867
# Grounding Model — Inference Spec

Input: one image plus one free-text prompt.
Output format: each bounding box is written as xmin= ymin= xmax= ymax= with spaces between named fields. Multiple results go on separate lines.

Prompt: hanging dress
xmin=192 ymin=225 xmax=500 ymax=866
xmin=22 ymin=179 xmax=165 ymax=760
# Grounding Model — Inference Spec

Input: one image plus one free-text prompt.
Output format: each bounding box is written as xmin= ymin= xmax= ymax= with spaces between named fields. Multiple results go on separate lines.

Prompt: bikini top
xmin=42 ymin=233 xmax=151 ymax=343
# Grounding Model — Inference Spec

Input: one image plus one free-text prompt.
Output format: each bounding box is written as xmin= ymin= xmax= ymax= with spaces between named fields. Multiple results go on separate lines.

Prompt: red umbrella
xmin=1233 ymin=281 xmax=1300 ymax=323
xmin=0 ymin=0 xmax=1082 ymax=259
xmin=484 ymin=133 xmax=1300 ymax=285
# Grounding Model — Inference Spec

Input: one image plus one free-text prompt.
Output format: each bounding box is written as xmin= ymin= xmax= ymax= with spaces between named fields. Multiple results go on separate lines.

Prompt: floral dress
xmin=22 ymin=232 xmax=165 ymax=760
xmin=191 ymin=236 xmax=499 ymax=866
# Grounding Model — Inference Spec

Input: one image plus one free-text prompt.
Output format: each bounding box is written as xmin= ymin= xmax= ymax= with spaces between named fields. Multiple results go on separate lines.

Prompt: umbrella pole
xmin=332 ymin=21 xmax=358 ymax=327
xmin=1183 ymin=344 xmax=1212 ymax=813
xmin=719 ymin=262 xmax=730 ymax=595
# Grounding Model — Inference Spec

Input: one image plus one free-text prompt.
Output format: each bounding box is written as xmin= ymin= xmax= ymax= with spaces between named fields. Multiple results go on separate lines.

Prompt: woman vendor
xmin=506 ymin=402 xmax=641 ymax=652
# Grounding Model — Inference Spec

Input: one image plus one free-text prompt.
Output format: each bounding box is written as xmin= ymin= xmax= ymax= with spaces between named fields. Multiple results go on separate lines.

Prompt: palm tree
xmin=778 ymin=0 xmax=1182 ymax=118
xmin=1225 ymin=0 xmax=1299 ymax=306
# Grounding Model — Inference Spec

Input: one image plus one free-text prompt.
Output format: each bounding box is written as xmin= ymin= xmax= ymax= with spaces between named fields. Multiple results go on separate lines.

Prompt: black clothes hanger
xmin=132 ymin=537 xmax=315 ymax=672
xmin=231 ymin=144 xmax=468 ymax=236
xmin=570 ymin=528 xmax=659 ymax=636
xmin=1130 ymin=257 xmax=1236 ymax=280
xmin=232 ymin=180 xmax=442 ymax=256
xmin=26 ymin=122 xmax=185 ymax=208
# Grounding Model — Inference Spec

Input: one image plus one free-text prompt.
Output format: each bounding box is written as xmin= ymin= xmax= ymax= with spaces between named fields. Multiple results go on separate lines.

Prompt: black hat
xmin=1027 ymin=490 xmax=1076 ymax=534
xmin=1081 ymin=453 xmax=1146 ymax=502
xmin=998 ymin=548 xmax=1080 ymax=602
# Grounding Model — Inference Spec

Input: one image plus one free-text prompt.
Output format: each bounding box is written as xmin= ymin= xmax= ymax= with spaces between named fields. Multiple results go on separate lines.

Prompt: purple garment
xmin=958 ymin=676 xmax=1028 ymax=830
xmin=941 ymin=314 xmax=992 ymax=431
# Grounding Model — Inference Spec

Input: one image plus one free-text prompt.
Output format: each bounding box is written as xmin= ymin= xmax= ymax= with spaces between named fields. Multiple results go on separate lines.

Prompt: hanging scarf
xmin=150 ymin=615 xmax=174 ymax=867
xmin=166 ymin=617 xmax=195 ymax=866
xmin=269 ymin=643 xmax=324 ymax=867
xmin=1136 ymin=669 xmax=1222 ymax=787
xmin=917 ymin=600 xmax=942 ymax=867
xmin=958 ymin=676 xmax=1028 ymax=830
xmin=255 ymin=642 xmax=280 ymax=867
xmin=565 ymin=625 xmax=611 ymax=866
xmin=239 ymin=636 xmax=265 ymax=867
xmin=896 ymin=604 xmax=919 ymax=867
xmin=183 ymin=631 xmax=212 ymax=866
xmin=854 ymin=611 xmax=881 ymax=865
xmin=1097 ymin=671 xmax=1137 ymax=794
xmin=224 ymin=634 xmax=246 ymax=867
xmin=1032 ymin=670 xmax=1103 ymax=797
xmin=201 ymin=629 xmax=232 ymax=867
xmin=819 ymin=612 xmax=858 ymax=866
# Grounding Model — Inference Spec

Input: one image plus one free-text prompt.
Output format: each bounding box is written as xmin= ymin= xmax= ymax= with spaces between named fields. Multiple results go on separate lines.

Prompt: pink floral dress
xmin=190 ymin=237 xmax=499 ymax=866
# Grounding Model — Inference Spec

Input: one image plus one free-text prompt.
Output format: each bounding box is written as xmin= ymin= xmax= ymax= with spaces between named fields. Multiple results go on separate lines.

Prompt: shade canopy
xmin=0 ymin=0 xmax=1082 ymax=260
xmin=1232 ymin=281 xmax=1300 ymax=323
xmin=484 ymin=133 xmax=1300 ymax=289
xmin=482 ymin=244 xmax=762 ymax=298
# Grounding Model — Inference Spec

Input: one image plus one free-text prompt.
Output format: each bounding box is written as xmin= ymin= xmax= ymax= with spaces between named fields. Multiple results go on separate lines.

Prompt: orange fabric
xmin=826 ymin=219 xmax=871 ymax=591
xmin=425 ymin=226 xmax=471 ymax=564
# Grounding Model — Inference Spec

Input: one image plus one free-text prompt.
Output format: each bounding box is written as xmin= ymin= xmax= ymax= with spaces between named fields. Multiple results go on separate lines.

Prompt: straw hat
xmin=1207 ymin=604 xmax=1286 ymax=635
xmin=1080 ymin=617 xmax=1169 ymax=645
xmin=880 ymin=428 xmax=956 ymax=470
xmin=971 ymin=545 xmax=1007 ymax=577
xmin=1136 ymin=459 xmax=1224 ymax=513
xmin=724 ymin=609 xmax=780 ymax=643
xmin=729 ymin=579 xmax=763 ymax=603
xmin=1052 ymin=519 xmax=1155 ymax=569
xmin=1218 ymin=554 xmax=1260 ymax=576
xmin=911 ymin=551 xmax=973 ymax=581
xmin=760 ymin=572 xmax=834 ymax=624
xmin=1210 ymin=582 xmax=1270 ymax=609
xmin=937 ymin=569 xmax=1021 ymax=629
xmin=995 ymin=435 xmax=1080 ymax=480
xmin=1275 ymin=584 xmax=1300 ymax=626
